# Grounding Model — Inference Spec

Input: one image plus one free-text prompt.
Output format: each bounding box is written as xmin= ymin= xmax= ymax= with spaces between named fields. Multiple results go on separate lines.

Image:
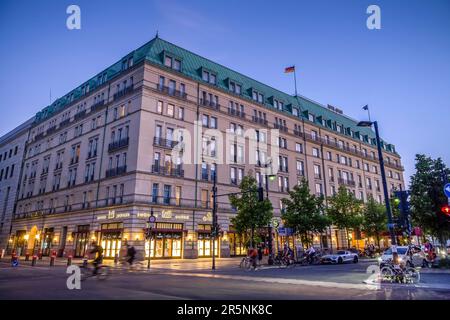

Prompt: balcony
xmin=69 ymin=157 xmax=79 ymax=165
xmin=46 ymin=125 xmax=57 ymax=135
xmin=74 ymin=109 xmax=87 ymax=121
xmin=156 ymin=84 xmax=187 ymax=100
xmin=113 ymin=85 xmax=134 ymax=101
xmin=293 ymin=130 xmax=304 ymax=138
xmin=91 ymin=99 xmax=105 ymax=113
xmin=278 ymin=166 xmax=289 ymax=173
xmin=108 ymin=137 xmax=129 ymax=152
xmin=153 ymin=137 xmax=178 ymax=149
xmin=59 ymin=118 xmax=71 ymax=128
xmin=252 ymin=116 xmax=268 ymax=126
xmin=273 ymin=123 xmax=288 ymax=133
xmin=105 ymin=165 xmax=127 ymax=178
xmin=35 ymin=132 xmax=44 ymax=140
xmin=314 ymin=174 xmax=322 ymax=180
xmin=151 ymin=165 xmax=184 ymax=177
xmin=200 ymin=98 xmax=220 ymax=111
xmin=338 ymin=178 xmax=356 ymax=187
xmin=227 ymin=108 xmax=245 ymax=118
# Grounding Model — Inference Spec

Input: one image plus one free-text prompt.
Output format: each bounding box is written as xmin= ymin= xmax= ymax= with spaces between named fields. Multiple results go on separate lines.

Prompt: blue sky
xmin=0 ymin=0 xmax=449 ymax=184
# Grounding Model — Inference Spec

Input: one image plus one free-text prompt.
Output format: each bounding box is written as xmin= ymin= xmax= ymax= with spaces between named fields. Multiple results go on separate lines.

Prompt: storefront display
xmin=74 ymin=225 xmax=90 ymax=258
xmin=145 ymin=222 xmax=183 ymax=258
xmin=197 ymin=224 xmax=218 ymax=257
xmin=99 ymin=222 xmax=123 ymax=258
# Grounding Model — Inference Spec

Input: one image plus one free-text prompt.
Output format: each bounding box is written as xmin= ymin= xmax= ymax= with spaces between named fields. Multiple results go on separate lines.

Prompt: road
xmin=1 ymin=258 xmax=450 ymax=300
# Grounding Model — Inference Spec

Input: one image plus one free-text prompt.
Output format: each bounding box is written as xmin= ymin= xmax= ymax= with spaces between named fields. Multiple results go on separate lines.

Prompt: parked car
xmin=378 ymin=245 xmax=428 ymax=268
xmin=321 ymin=250 xmax=359 ymax=264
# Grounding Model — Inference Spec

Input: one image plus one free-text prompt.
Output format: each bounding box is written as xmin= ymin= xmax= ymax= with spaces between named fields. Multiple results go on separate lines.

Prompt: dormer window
xmin=229 ymin=80 xmax=241 ymax=95
xmin=308 ymin=113 xmax=315 ymax=122
xmin=252 ymin=90 xmax=264 ymax=103
xmin=274 ymin=99 xmax=283 ymax=111
xmin=292 ymin=107 xmax=299 ymax=117
xmin=202 ymin=69 xmax=216 ymax=85
xmin=336 ymin=125 xmax=342 ymax=133
xmin=164 ymin=55 xmax=182 ymax=71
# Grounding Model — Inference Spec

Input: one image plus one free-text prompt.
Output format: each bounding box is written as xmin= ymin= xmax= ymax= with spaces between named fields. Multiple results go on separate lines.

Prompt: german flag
xmin=284 ymin=66 xmax=295 ymax=73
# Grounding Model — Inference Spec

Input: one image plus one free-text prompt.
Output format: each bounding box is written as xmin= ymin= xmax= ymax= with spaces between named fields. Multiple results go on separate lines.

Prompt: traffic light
xmin=441 ymin=205 xmax=450 ymax=216
xmin=394 ymin=190 xmax=411 ymax=232
xmin=257 ymin=186 xmax=265 ymax=202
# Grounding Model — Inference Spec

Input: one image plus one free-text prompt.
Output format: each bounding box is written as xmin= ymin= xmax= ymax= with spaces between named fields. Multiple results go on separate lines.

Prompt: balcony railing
xmin=151 ymin=165 xmax=184 ymax=177
xmin=105 ymin=165 xmax=127 ymax=178
xmin=252 ymin=116 xmax=268 ymax=126
xmin=59 ymin=118 xmax=71 ymax=128
xmin=46 ymin=126 xmax=57 ymax=135
xmin=273 ymin=123 xmax=288 ymax=133
xmin=108 ymin=137 xmax=129 ymax=152
xmin=113 ymin=85 xmax=134 ymax=101
xmin=153 ymin=137 xmax=178 ymax=149
xmin=297 ymin=170 xmax=305 ymax=176
xmin=91 ymin=99 xmax=105 ymax=112
xmin=156 ymin=84 xmax=187 ymax=99
xmin=338 ymin=178 xmax=356 ymax=187
xmin=74 ymin=109 xmax=87 ymax=121
xmin=200 ymin=98 xmax=220 ymax=111
xmin=227 ymin=108 xmax=245 ymax=118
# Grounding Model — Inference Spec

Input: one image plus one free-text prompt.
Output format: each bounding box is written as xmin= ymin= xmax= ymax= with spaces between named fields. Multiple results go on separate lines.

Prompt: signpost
xmin=147 ymin=210 xmax=156 ymax=270
xmin=444 ymin=183 xmax=450 ymax=200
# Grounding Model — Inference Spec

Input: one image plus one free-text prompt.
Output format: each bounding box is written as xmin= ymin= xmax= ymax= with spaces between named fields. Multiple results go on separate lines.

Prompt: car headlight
xmin=377 ymin=257 xmax=382 ymax=263
xmin=398 ymin=257 xmax=403 ymax=263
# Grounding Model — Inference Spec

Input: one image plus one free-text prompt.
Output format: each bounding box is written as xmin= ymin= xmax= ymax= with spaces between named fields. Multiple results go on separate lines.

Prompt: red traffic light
xmin=441 ymin=205 xmax=450 ymax=216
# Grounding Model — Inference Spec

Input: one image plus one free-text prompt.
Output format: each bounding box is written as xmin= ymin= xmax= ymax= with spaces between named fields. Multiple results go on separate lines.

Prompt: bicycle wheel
xmin=405 ymin=268 xmax=420 ymax=284
xmin=380 ymin=266 xmax=394 ymax=283
xmin=97 ymin=266 xmax=110 ymax=280
xmin=80 ymin=266 xmax=90 ymax=281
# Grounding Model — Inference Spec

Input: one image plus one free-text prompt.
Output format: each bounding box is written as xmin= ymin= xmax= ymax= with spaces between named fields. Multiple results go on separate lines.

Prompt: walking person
xmin=126 ymin=245 xmax=136 ymax=268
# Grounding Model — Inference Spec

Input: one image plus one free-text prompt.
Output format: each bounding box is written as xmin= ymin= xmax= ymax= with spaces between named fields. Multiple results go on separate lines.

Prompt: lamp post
xmin=147 ymin=208 xmax=156 ymax=270
xmin=263 ymin=161 xmax=276 ymax=265
xmin=357 ymin=120 xmax=397 ymax=247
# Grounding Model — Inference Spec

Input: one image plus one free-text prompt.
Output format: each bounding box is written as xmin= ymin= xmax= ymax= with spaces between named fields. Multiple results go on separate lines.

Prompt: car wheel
xmin=353 ymin=256 xmax=358 ymax=263
xmin=338 ymin=257 xmax=343 ymax=264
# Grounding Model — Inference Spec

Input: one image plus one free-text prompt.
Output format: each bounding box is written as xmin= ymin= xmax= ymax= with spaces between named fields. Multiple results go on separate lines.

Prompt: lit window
xmin=167 ymin=104 xmax=174 ymax=117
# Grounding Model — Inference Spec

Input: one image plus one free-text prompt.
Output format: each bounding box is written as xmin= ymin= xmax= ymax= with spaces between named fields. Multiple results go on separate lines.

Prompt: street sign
xmin=444 ymin=183 xmax=450 ymax=198
xmin=149 ymin=215 xmax=156 ymax=223
xmin=11 ymin=259 xmax=19 ymax=267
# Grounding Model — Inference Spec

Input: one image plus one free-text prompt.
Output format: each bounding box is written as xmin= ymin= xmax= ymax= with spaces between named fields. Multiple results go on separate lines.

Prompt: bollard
xmin=31 ymin=255 xmax=37 ymax=266
xmin=67 ymin=255 xmax=72 ymax=266
xmin=83 ymin=258 xmax=88 ymax=268
xmin=25 ymin=253 xmax=30 ymax=261
xmin=50 ymin=255 xmax=55 ymax=267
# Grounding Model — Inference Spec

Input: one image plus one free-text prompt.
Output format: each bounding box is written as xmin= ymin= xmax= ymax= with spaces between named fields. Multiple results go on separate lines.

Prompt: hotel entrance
xmin=197 ymin=224 xmax=218 ymax=257
xmin=145 ymin=223 xmax=183 ymax=258
xmin=99 ymin=223 xmax=123 ymax=258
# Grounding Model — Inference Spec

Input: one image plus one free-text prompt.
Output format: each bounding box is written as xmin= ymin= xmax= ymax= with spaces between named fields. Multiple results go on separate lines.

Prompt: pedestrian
xmin=127 ymin=245 xmax=136 ymax=267
xmin=257 ymin=244 xmax=263 ymax=264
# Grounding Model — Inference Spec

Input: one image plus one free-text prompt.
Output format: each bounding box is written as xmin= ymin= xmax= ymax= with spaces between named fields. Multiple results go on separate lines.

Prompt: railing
xmin=153 ymin=137 xmax=179 ymax=149
xmin=297 ymin=170 xmax=305 ymax=176
xmin=59 ymin=118 xmax=71 ymax=128
xmin=108 ymin=137 xmax=129 ymax=152
xmin=338 ymin=178 xmax=356 ymax=187
xmin=69 ymin=157 xmax=79 ymax=165
xmin=34 ymin=132 xmax=44 ymax=140
xmin=151 ymin=165 xmax=184 ymax=177
xmin=113 ymin=85 xmax=134 ymax=101
xmin=46 ymin=126 xmax=57 ymax=135
xmin=273 ymin=123 xmax=288 ymax=133
xmin=74 ymin=109 xmax=87 ymax=121
xmin=105 ymin=165 xmax=127 ymax=178
xmin=278 ymin=166 xmax=289 ymax=173
xmin=293 ymin=130 xmax=304 ymax=137
xmin=156 ymin=84 xmax=187 ymax=99
xmin=91 ymin=99 xmax=105 ymax=112
xmin=314 ymin=174 xmax=322 ymax=180
xmin=252 ymin=116 xmax=268 ymax=126
xmin=227 ymin=108 xmax=245 ymax=118
xmin=200 ymin=98 xmax=220 ymax=111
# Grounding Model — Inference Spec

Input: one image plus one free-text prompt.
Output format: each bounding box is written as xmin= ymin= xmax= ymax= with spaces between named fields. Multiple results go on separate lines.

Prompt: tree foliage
xmin=229 ymin=174 xmax=273 ymax=247
xmin=281 ymin=179 xmax=330 ymax=245
xmin=361 ymin=196 xmax=387 ymax=247
xmin=409 ymin=154 xmax=450 ymax=245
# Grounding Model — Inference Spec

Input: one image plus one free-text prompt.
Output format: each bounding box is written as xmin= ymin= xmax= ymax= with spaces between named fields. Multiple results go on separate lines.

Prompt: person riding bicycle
xmin=305 ymin=245 xmax=316 ymax=264
xmin=126 ymin=245 xmax=136 ymax=267
xmin=89 ymin=242 xmax=104 ymax=275
xmin=247 ymin=247 xmax=258 ymax=270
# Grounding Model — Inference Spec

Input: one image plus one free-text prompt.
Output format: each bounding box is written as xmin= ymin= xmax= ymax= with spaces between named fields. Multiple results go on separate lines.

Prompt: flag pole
xmin=293 ymin=65 xmax=298 ymax=97
xmin=367 ymin=106 xmax=371 ymax=122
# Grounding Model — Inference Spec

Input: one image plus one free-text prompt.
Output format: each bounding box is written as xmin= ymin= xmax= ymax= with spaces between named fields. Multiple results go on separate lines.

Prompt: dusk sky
xmin=1 ymin=0 xmax=449 ymax=185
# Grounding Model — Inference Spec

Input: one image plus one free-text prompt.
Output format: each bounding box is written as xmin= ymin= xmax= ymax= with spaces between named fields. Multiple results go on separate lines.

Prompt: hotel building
xmin=2 ymin=36 xmax=404 ymax=259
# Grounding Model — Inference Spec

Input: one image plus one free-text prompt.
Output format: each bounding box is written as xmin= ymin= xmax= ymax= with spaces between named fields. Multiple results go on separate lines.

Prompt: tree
xmin=327 ymin=185 xmax=364 ymax=248
xmin=361 ymin=196 xmax=387 ymax=248
xmin=281 ymin=179 xmax=330 ymax=246
xmin=229 ymin=174 xmax=273 ymax=248
xmin=409 ymin=154 xmax=450 ymax=247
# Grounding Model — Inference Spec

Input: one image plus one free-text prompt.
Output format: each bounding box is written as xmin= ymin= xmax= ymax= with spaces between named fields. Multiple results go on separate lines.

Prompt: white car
xmin=378 ymin=246 xmax=428 ymax=268
xmin=321 ymin=250 xmax=359 ymax=264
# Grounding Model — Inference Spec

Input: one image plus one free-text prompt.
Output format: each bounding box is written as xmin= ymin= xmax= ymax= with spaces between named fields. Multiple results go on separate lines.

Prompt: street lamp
xmin=147 ymin=208 xmax=156 ymax=269
xmin=263 ymin=160 xmax=276 ymax=265
xmin=357 ymin=120 xmax=397 ymax=248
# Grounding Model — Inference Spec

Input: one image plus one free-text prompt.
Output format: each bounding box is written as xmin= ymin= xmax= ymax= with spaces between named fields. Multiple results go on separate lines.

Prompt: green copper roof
xmin=34 ymin=36 xmax=397 ymax=154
